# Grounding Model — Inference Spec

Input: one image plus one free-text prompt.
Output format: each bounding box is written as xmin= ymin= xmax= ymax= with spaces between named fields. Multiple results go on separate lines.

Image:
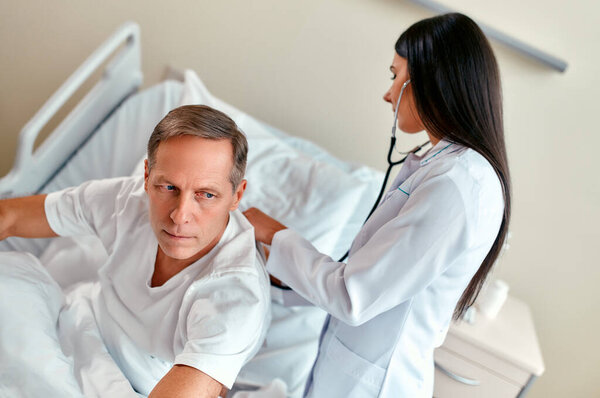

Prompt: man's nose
xmin=170 ymin=195 xmax=193 ymax=225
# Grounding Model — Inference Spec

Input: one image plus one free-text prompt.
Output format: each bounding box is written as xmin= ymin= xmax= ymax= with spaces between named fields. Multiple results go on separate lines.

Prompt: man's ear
xmin=144 ymin=159 xmax=149 ymax=192
xmin=230 ymin=179 xmax=247 ymax=211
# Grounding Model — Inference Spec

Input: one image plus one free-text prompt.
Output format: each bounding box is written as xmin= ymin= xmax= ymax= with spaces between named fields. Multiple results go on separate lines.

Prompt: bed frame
xmin=0 ymin=22 xmax=143 ymax=198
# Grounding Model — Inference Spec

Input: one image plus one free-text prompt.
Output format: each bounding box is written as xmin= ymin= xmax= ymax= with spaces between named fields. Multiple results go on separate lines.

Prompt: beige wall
xmin=1 ymin=0 xmax=598 ymax=396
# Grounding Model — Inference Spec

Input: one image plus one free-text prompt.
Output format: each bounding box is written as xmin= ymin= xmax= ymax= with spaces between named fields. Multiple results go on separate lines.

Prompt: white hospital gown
xmin=44 ymin=176 xmax=270 ymax=394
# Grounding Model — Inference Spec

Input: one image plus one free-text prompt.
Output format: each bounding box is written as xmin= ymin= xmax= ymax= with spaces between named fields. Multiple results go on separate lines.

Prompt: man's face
xmin=144 ymin=135 xmax=246 ymax=263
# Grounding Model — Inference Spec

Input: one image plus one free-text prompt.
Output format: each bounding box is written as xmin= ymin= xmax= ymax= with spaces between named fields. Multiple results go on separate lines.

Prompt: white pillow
xmin=239 ymin=116 xmax=372 ymax=257
xmin=177 ymin=70 xmax=383 ymax=258
xmin=0 ymin=252 xmax=83 ymax=397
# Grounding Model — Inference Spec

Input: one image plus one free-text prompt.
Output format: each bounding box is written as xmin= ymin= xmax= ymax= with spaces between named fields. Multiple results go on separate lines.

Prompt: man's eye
xmin=197 ymin=192 xmax=215 ymax=199
xmin=158 ymin=185 xmax=176 ymax=192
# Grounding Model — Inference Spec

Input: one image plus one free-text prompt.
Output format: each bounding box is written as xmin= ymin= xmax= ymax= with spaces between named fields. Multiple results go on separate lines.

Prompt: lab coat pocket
xmin=313 ymin=336 xmax=385 ymax=397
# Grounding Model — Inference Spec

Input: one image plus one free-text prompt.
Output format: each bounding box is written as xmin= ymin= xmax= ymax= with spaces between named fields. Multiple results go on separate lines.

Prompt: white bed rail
xmin=0 ymin=22 xmax=143 ymax=198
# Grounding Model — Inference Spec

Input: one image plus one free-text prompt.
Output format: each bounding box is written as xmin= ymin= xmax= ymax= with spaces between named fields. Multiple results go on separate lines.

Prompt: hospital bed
xmin=0 ymin=22 xmax=382 ymax=397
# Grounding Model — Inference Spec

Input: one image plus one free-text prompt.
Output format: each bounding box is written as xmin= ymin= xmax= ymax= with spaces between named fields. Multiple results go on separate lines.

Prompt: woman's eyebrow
xmin=390 ymin=65 xmax=396 ymax=72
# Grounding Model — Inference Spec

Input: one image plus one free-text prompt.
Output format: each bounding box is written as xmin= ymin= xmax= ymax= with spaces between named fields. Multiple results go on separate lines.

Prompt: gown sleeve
xmin=44 ymin=177 xmax=136 ymax=254
xmin=174 ymin=270 xmax=270 ymax=389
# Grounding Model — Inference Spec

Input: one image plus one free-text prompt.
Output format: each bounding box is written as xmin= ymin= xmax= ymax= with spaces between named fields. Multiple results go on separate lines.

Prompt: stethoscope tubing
xmin=336 ymin=137 xmax=427 ymax=262
xmin=272 ymin=78 xmax=428 ymax=288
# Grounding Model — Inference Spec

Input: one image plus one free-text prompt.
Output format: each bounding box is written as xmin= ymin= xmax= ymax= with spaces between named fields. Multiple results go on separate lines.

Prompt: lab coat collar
xmin=418 ymin=138 xmax=457 ymax=166
xmin=386 ymin=138 xmax=460 ymax=194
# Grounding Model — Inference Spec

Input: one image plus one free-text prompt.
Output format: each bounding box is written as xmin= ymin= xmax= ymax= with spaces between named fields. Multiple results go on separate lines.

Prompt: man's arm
xmin=149 ymin=365 xmax=227 ymax=398
xmin=0 ymin=195 xmax=57 ymax=241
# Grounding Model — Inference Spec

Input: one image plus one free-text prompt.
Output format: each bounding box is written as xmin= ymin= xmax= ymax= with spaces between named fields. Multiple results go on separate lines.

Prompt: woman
xmin=244 ymin=12 xmax=510 ymax=397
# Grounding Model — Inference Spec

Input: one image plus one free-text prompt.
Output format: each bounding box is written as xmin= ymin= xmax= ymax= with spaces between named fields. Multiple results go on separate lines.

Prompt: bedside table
xmin=433 ymin=295 xmax=545 ymax=397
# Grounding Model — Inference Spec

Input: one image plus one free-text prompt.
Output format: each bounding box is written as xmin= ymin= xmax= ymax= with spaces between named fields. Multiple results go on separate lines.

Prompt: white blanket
xmin=0 ymin=252 xmax=142 ymax=398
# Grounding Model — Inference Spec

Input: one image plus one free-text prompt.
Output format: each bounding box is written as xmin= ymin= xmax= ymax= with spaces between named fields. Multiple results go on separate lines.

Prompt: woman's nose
xmin=383 ymin=89 xmax=392 ymax=104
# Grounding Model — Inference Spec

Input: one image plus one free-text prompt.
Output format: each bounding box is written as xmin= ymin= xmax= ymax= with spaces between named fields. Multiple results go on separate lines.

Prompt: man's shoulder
xmin=64 ymin=175 xmax=145 ymax=199
xmin=108 ymin=175 xmax=145 ymax=196
xmin=205 ymin=209 xmax=266 ymax=279
xmin=229 ymin=208 xmax=254 ymax=236
xmin=82 ymin=175 xmax=148 ymax=229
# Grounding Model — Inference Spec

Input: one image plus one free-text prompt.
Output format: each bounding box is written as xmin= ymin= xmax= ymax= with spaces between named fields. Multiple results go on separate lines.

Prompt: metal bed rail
xmin=0 ymin=21 xmax=143 ymax=198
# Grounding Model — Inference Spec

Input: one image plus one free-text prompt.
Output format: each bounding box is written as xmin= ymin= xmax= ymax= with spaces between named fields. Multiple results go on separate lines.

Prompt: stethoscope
xmin=274 ymin=80 xmax=430 ymax=289
xmin=337 ymin=79 xmax=429 ymax=261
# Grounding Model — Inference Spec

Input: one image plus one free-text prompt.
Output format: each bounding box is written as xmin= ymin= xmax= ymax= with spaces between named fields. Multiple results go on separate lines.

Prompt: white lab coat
xmin=267 ymin=139 xmax=504 ymax=397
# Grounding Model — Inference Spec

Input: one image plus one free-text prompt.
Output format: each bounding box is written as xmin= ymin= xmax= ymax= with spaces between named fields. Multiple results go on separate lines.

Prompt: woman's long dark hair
xmin=396 ymin=13 xmax=511 ymax=320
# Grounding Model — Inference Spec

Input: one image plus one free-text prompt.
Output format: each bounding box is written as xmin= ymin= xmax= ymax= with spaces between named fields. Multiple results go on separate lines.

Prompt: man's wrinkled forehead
xmin=150 ymin=135 xmax=234 ymax=186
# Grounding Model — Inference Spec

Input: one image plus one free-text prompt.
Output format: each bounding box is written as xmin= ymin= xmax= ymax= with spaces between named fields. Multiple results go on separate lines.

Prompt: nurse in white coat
xmin=245 ymin=13 xmax=511 ymax=397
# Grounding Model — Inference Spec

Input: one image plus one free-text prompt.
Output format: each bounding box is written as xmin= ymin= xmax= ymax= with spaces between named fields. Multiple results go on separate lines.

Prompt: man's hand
xmin=149 ymin=365 xmax=226 ymax=398
xmin=0 ymin=195 xmax=57 ymax=241
xmin=243 ymin=207 xmax=287 ymax=245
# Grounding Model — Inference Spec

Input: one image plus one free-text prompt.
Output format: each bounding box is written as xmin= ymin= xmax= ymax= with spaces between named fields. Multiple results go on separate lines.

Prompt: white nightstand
xmin=433 ymin=296 xmax=545 ymax=397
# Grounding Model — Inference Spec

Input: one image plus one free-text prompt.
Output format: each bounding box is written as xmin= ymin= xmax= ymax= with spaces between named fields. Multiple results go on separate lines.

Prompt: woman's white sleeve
xmin=266 ymin=173 xmax=472 ymax=326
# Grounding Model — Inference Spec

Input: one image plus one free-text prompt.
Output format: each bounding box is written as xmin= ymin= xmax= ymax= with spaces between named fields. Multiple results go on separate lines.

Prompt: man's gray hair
xmin=147 ymin=105 xmax=248 ymax=191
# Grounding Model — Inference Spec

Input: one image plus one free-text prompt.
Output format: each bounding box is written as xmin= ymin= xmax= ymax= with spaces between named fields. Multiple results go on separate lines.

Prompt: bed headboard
xmin=0 ymin=22 xmax=143 ymax=198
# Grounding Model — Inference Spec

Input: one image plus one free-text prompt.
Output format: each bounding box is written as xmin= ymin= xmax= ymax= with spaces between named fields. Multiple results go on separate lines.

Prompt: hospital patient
xmin=0 ymin=105 xmax=270 ymax=397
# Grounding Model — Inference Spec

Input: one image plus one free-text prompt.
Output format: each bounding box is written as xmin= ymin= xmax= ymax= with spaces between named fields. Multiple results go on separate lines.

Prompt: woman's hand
xmin=243 ymin=207 xmax=287 ymax=245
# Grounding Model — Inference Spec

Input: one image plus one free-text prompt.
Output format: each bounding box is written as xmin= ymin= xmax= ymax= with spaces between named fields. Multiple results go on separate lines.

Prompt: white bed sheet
xmin=0 ymin=70 xmax=383 ymax=397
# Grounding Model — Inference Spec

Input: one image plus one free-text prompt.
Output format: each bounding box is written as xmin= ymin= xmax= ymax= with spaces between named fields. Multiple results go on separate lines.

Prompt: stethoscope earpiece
xmin=392 ymin=79 xmax=411 ymax=140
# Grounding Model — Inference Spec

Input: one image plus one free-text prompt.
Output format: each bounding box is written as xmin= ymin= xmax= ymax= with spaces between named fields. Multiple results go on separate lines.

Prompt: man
xmin=0 ymin=105 xmax=270 ymax=397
